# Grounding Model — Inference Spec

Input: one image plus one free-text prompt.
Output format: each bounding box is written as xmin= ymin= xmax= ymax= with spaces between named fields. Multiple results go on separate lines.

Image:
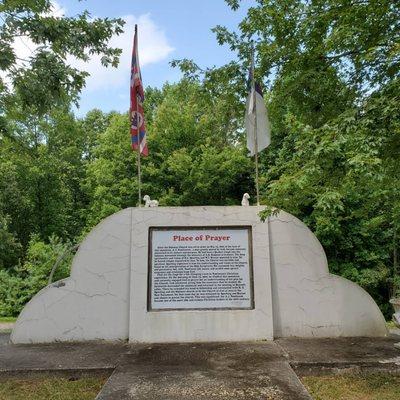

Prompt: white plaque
xmin=148 ymin=227 xmax=254 ymax=311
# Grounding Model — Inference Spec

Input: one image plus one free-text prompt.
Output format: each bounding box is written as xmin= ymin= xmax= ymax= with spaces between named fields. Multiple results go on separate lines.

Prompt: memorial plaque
xmin=148 ymin=226 xmax=254 ymax=311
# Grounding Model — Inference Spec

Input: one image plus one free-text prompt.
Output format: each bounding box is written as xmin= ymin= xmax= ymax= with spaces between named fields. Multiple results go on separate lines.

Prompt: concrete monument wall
xmin=129 ymin=207 xmax=274 ymax=343
xmin=269 ymin=212 xmax=387 ymax=337
xmin=11 ymin=206 xmax=387 ymax=343
xmin=11 ymin=209 xmax=132 ymax=343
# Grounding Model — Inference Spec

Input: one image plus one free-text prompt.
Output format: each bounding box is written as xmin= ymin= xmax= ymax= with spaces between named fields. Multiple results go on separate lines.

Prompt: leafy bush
xmin=0 ymin=235 xmax=73 ymax=317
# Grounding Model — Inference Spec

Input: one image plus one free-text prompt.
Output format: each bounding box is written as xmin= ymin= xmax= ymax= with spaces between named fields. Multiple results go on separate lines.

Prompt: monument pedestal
xmin=130 ymin=208 xmax=273 ymax=343
xmin=11 ymin=206 xmax=387 ymax=343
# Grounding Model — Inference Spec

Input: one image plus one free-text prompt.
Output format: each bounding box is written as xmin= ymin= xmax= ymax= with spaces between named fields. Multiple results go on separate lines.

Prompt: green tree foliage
xmin=0 ymin=108 xmax=91 ymax=252
xmin=0 ymin=214 xmax=22 ymax=268
xmin=1 ymin=0 xmax=399 ymax=319
xmin=84 ymin=112 xmax=135 ymax=228
xmin=0 ymin=1 xmax=119 ymax=314
xmin=84 ymin=81 xmax=253 ymax=226
xmin=0 ymin=235 xmax=72 ymax=316
xmin=261 ymin=79 xmax=400 ymax=316
xmin=0 ymin=0 xmax=124 ymax=116
xmin=144 ymin=81 xmax=252 ymax=205
xmin=206 ymin=0 xmax=399 ymax=316
xmin=0 ymin=80 xmax=254 ymax=314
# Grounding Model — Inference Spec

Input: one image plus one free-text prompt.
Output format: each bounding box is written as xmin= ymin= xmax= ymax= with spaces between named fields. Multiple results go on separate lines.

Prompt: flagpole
xmin=135 ymin=24 xmax=142 ymax=207
xmin=251 ymin=45 xmax=260 ymax=206
xmin=137 ymin=95 xmax=142 ymax=207
xmin=254 ymin=115 xmax=260 ymax=206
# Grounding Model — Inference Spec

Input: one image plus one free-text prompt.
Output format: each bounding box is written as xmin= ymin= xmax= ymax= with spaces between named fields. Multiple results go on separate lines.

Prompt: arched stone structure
xmin=11 ymin=207 xmax=387 ymax=343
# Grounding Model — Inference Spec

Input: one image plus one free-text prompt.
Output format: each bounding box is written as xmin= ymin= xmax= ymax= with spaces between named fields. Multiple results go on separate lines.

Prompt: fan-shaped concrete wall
xmin=11 ymin=208 xmax=132 ymax=343
xmin=269 ymin=212 xmax=387 ymax=337
xmin=11 ymin=207 xmax=387 ymax=343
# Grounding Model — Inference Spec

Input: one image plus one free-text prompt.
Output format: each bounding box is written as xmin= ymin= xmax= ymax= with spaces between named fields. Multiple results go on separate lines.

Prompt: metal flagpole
xmin=251 ymin=45 xmax=260 ymax=206
xmin=135 ymin=24 xmax=142 ymax=207
xmin=254 ymin=112 xmax=260 ymax=206
xmin=137 ymin=96 xmax=142 ymax=207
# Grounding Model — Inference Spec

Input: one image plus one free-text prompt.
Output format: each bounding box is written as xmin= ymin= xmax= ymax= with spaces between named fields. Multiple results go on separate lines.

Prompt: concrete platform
xmin=0 ymin=333 xmax=126 ymax=373
xmin=1 ymin=334 xmax=400 ymax=399
xmin=96 ymin=342 xmax=312 ymax=400
xmin=277 ymin=336 xmax=400 ymax=376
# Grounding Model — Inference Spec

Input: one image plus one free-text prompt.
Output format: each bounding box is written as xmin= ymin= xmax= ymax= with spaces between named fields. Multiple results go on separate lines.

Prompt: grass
xmin=0 ymin=376 xmax=107 ymax=400
xmin=386 ymin=320 xmax=397 ymax=329
xmin=0 ymin=318 xmax=16 ymax=323
xmin=302 ymin=373 xmax=400 ymax=400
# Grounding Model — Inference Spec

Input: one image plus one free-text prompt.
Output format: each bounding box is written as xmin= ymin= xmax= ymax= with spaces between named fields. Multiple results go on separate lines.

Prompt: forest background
xmin=0 ymin=0 xmax=399 ymax=318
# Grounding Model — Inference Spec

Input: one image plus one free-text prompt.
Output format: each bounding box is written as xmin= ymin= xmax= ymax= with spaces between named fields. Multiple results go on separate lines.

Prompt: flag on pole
xmin=130 ymin=25 xmax=148 ymax=156
xmin=245 ymin=59 xmax=271 ymax=156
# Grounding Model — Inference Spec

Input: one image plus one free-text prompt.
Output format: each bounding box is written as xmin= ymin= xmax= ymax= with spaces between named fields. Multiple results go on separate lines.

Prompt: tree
xmin=83 ymin=81 xmax=254 ymax=229
xmin=0 ymin=0 xmax=125 ymax=276
xmin=0 ymin=234 xmax=72 ymax=316
xmin=83 ymin=112 xmax=136 ymax=228
xmin=0 ymin=108 xmax=86 ymax=247
xmin=214 ymin=0 xmax=399 ymax=92
xmin=172 ymin=0 xmax=400 ymax=315
xmin=0 ymin=214 xmax=22 ymax=269
xmin=0 ymin=0 xmax=124 ymax=117
xmin=261 ymin=78 xmax=400 ymax=316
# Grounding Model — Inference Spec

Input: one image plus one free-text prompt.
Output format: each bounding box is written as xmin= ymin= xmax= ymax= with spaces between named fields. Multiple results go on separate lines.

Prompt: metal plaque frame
xmin=147 ymin=225 xmax=254 ymax=312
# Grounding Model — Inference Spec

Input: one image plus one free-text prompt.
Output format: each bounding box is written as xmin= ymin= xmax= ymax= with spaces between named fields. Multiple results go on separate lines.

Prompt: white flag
xmin=245 ymin=83 xmax=271 ymax=156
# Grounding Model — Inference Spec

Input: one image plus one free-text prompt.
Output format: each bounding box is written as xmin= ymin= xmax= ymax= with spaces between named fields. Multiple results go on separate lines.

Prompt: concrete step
xmin=96 ymin=342 xmax=312 ymax=400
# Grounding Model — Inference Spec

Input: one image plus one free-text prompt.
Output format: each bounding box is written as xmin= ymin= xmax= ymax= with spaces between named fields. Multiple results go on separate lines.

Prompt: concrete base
xmin=96 ymin=343 xmax=312 ymax=400
xmin=1 ymin=334 xmax=400 ymax=400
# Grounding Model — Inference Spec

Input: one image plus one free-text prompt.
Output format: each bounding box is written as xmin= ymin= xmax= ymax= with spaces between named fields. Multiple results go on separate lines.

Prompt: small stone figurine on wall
xmin=241 ymin=193 xmax=250 ymax=206
xmin=143 ymin=195 xmax=159 ymax=207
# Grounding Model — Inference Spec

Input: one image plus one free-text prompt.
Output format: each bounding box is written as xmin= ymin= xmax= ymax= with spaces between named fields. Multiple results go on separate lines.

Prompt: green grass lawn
xmin=386 ymin=320 xmax=397 ymax=329
xmin=0 ymin=318 xmax=16 ymax=323
xmin=0 ymin=376 xmax=107 ymax=400
xmin=302 ymin=373 xmax=400 ymax=400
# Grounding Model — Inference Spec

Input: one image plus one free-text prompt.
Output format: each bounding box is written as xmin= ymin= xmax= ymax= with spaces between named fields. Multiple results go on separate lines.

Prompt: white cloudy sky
xmin=70 ymin=14 xmax=174 ymax=93
xmin=8 ymin=0 xmax=254 ymax=115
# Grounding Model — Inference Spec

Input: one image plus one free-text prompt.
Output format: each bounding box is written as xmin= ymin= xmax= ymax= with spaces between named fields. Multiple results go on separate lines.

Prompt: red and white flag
xmin=130 ymin=25 xmax=148 ymax=156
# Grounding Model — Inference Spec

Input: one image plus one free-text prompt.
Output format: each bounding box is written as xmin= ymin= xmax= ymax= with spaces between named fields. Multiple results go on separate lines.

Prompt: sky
xmin=40 ymin=0 xmax=256 ymax=115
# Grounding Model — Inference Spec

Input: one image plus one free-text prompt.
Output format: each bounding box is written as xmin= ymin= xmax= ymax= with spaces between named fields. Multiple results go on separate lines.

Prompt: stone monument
xmin=11 ymin=206 xmax=387 ymax=343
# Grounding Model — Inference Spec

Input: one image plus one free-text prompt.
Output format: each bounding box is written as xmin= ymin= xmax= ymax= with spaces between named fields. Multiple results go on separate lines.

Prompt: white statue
xmin=143 ymin=195 xmax=159 ymax=207
xmin=241 ymin=193 xmax=250 ymax=206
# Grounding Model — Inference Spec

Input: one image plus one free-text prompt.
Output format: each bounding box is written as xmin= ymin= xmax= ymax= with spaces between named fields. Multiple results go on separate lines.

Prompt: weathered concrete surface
xmin=0 ymin=335 xmax=127 ymax=373
xmin=13 ymin=207 xmax=387 ymax=344
xmin=96 ymin=342 xmax=312 ymax=400
xmin=130 ymin=207 xmax=274 ymax=343
xmin=3 ymin=337 xmax=400 ymax=399
xmin=0 ymin=333 xmax=10 ymax=346
xmin=12 ymin=208 xmax=132 ymax=343
xmin=269 ymin=212 xmax=387 ymax=338
xmin=390 ymin=327 xmax=400 ymax=336
xmin=277 ymin=337 xmax=400 ymax=376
